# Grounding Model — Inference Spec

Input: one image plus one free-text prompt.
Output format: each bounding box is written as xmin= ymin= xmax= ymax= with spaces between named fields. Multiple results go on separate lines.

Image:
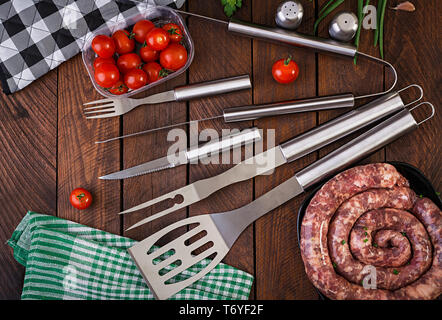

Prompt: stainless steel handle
xmin=295 ymin=109 xmax=418 ymax=189
xmin=228 ymin=19 xmax=357 ymax=57
xmin=185 ymin=127 xmax=261 ymax=162
xmin=279 ymin=91 xmax=405 ymax=162
xmin=174 ymin=75 xmax=252 ymax=101
xmin=223 ymin=94 xmax=354 ymax=123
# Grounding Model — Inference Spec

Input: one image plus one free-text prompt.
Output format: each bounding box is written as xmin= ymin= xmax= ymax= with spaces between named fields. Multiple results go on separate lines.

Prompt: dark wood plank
xmin=384 ymin=0 xmax=441 ymax=191
xmin=0 ymin=70 xmax=58 ymax=299
xmin=252 ymin=1 xmax=318 ymax=299
xmin=57 ymin=54 xmax=121 ymax=234
xmin=187 ymin=0 xmax=255 ymax=297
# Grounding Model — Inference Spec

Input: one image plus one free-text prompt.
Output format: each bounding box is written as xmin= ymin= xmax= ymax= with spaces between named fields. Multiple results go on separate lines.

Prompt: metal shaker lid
xmin=275 ymin=1 xmax=304 ymax=30
xmin=328 ymin=11 xmax=359 ymax=42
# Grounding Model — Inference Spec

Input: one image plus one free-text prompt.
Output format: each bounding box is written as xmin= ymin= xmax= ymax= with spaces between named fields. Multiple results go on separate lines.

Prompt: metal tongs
xmin=175 ymin=9 xmax=398 ymax=99
xmin=96 ymin=8 xmax=399 ymax=143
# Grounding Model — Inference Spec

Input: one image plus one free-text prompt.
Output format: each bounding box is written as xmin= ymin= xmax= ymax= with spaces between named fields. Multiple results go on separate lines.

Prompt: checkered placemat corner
xmin=0 ymin=0 xmax=153 ymax=94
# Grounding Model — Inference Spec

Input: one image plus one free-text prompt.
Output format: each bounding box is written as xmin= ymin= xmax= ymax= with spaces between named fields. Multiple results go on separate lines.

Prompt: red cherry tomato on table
xmin=94 ymin=63 xmax=120 ymax=88
xmin=142 ymin=62 xmax=168 ymax=83
xmin=272 ymin=56 xmax=299 ymax=84
xmin=132 ymin=19 xmax=155 ymax=43
xmin=117 ymin=53 xmax=142 ymax=74
xmin=112 ymin=29 xmax=135 ymax=54
xmin=146 ymin=27 xmax=170 ymax=51
xmin=124 ymin=68 xmax=148 ymax=90
xmin=139 ymin=42 xmax=159 ymax=62
xmin=69 ymin=188 xmax=92 ymax=210
xmin=162 ymin=23 xmax=183 ymax=43
xmin=93 ymin=56 xmax=115 ymax=69
xmin=159 ymin=43 xmax=188 ymax=71
xmin=108 ymin=79 xmax=128 ymax=95
xmin=91 ymin=35 xmax=115 ymax=58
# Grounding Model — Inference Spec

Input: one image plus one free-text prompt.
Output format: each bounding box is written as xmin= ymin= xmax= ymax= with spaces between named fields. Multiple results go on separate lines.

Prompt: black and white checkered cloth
xmin=0 ymin=0 xmax=156 ymax=94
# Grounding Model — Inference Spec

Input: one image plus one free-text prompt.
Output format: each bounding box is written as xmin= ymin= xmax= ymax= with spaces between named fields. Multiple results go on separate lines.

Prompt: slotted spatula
xmin=128 ymin=103 xmax=434 ymax=300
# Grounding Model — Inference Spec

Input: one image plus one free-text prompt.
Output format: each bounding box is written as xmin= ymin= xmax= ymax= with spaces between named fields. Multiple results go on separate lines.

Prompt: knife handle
xmin=174 ymin=75 xmax=252 ymax=101
xmin=279 ymin=91 xmax=405 ymax=162
xmin=185 ymin=127 xmax=261 ymax=162
xmin=223 ymin=94 xmax=355 ymax=123
xmin=295 ymin=109 xmax=418 ymax=190
xmin=228 ymin=19 xmax=357 ymax=57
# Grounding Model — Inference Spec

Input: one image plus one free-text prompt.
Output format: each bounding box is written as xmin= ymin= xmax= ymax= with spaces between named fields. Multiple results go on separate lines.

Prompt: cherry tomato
xmin=132 ymin=19 xmax=155 ymax=43
xmin=146 ymin=27 xmax=170 ymax=51
xmin=94 ymin=63 xmax=120 ymax=88
xmin=162 ymin=23 xmax=183 ymax=43
xmin=69 ymin=188 xmax=92 ymax=210
xmin=139 ymin=42 xmax=159 ymax=62
xmin=91 ymin=35 xmax=115 ymax=58
xmin=117 ymin=53 xmax=142 ymax=74
xmin=142 ymin=62 xmax=168 ymax=83
xmin=159 ymin=43 xmax=188 ymax=71
xmin=93 ymin=56 xmax=115 ymax=69
xmin=107 ymin=78 xmax=128 ymax=95
xmin=271 ymin=56 xmax=299 ymax=84
xmin=112 ymin=29 xmax=135 ymax=55
xmin=124 ymin=68 xmax=148 ymax=90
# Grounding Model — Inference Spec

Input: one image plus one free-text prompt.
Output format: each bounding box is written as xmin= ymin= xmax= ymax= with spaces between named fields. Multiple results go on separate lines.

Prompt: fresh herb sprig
xmin=378 ymin=0 xmax=388 ymax=58
xmin=354 ymin=0 xmax=370 ymax=64
xmin=221 ymin=0 xmax=242 ymax=17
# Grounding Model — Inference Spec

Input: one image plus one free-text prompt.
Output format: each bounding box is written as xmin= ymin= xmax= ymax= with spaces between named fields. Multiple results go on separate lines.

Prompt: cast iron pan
xmin=296 ymin=162 xmax=442 ymax=300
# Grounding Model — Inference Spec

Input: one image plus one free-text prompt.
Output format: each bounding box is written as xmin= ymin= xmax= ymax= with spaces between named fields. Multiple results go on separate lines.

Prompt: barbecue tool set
xmin=83 ymin=4 xmax=436 ymax=300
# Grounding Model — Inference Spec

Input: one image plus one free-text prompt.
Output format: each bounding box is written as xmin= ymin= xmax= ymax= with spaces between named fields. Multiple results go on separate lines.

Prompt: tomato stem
xmin=159 ymin=68 xmax=172 ymax=78
xmin=284 ymin=55 xmax=292 ymax=66
xmin=127 ymin=32 xmax=136 ymax=40
xmin=167 ymin=28 xmax=180 ymax=35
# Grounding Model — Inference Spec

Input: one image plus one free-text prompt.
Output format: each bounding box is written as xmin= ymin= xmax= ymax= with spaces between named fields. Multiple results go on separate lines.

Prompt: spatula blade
xmin=128 ymin=215 xmax=230 ymax=300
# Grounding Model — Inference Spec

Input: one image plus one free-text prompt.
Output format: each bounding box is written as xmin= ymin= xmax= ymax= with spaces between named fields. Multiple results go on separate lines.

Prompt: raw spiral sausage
xmin=300 ymin=163 xmax=442 ymax=300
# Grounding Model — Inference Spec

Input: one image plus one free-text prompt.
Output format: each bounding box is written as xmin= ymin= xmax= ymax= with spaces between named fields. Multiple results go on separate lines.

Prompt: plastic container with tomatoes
xmin=82 ymin=5 xmax=194 ymax=98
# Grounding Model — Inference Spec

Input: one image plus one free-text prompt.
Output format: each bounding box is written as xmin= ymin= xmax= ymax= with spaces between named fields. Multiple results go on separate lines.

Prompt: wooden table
xmin=1 ymin=0 xmax=440 ymax=299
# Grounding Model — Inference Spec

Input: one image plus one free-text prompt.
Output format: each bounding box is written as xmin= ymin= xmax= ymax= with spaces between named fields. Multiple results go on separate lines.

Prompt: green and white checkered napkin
xmin=8 ymin=212 xmax=253 ymax=300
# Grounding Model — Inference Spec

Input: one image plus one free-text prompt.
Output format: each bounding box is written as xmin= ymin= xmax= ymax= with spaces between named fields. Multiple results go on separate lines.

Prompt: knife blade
xmin=99 ymin=154 xmax=183 ymax=180
xmin=100 ymin=127 xmax=262 ymax=180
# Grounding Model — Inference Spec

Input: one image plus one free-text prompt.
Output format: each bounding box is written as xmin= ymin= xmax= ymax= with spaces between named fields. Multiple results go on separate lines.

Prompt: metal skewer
xmin=95 ymin=115 xmax=223 ymax=144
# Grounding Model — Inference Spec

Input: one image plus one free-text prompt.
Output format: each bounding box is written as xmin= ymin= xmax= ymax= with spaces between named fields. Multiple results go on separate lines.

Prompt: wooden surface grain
xmin=0 ymin=71 xmax=57 ymax=299
xmin=0 ymin=0 xmax=440 ymax=300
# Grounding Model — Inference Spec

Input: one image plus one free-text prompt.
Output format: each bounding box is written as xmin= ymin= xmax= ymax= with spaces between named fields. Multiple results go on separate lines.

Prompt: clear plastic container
xmin=82 ymin=5 xmax=194 ymax=98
